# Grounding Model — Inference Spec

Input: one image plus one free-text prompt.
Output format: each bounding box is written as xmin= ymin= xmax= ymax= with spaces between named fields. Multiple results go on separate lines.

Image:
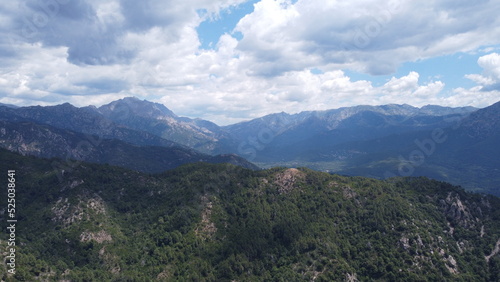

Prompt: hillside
xmin=0 ymin=121 xmax=258 ymax=172
xmin=1 ymin=149 xmax=500 ymax=281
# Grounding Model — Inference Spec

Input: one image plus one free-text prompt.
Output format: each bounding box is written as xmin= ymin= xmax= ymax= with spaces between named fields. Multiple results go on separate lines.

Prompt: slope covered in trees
xmin=1 ymin=149 xmax=500 ymax=281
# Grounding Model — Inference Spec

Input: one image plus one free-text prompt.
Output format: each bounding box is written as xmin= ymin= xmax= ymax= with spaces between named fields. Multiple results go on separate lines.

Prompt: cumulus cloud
xmin=465 ymin=53 xmax=500 ymax=91
xmin=2 ymin=0 xmax=246 ymax=65
xmin=0 ymin=1 xmax=499 ymax=125
xmin=445 ymin=53 xmax=500 ymax=106
xmin=234 ymin=0 xmax=500 ymax=75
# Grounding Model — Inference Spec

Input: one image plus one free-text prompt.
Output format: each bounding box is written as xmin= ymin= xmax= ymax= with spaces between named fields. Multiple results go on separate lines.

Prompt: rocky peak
xmin=98 ymin=97 xmax=177 ymax=119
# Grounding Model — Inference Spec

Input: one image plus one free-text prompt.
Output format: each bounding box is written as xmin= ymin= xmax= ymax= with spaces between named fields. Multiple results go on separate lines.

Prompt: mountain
xmin=224 ymin=104 xmax=477 ymax=139
xmin=310 ymin=101 xmax=500 ymax=196
xmin=222 ymin=102 xmax=500 ymax=195
xmin=0 ymin=103 xmax=180 ymax=148
xmin=0 ymin=120 xmax=258 ymax=172
xmin=97 ymin=97 xmax=236 ymax=154
xmin=224 ymin=104 xmax=478 ymax=162
xmin=459 ymin=100 xmax=500 ymax=138
xmin=0 ymin=98 xmax=238 ymax=155
xmin=0 ymin=99 xmax=479 ymax=161
xmin=1 ymin=149 xmax=500 ymax=280
xmin=0 ymin=103 xmax=18 ymax=108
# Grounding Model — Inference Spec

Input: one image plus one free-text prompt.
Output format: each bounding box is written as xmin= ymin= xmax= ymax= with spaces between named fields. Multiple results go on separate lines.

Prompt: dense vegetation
xmin=1 ymin=148 xmax=500 ymax=281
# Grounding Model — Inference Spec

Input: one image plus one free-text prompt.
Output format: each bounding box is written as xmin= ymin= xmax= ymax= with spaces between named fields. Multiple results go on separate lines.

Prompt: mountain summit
xmin=98 ymin=97 xmax=177 ymax=119
xmin=96 ymin=97 xmax=234 ymax=154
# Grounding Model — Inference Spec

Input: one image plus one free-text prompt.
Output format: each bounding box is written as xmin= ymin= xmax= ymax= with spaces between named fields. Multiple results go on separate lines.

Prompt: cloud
xmin=2 ymin=0 xmax=246 ymax=65
xmin=465 ymin=53 xmax=500 ymax=90
xmin=4 ymin=0 xmax=132 ymax=65
xmin=0 ymin=1 xmax=499 ymax=125
xmin=450 ymin=53 xmax=500 ymax=104
xmin=233 ymin=0 xmax=500 ymax=75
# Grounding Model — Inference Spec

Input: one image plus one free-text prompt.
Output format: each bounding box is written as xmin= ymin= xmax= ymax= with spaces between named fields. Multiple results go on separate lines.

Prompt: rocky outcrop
xmin=195 ymin=195 xmax=217 ymax=240
xmin=80 ymin=230 xmax=113 ymax=243
xmin=485 ymin=238 xmax=500 ymax=263
xmin=440 ymin=192 xmax=477 ymax=228
xmin=274 ymin=168 xmax=305 ymax=194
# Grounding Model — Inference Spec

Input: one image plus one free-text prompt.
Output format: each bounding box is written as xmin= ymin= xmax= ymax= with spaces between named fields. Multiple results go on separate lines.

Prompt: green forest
xmin=1 ymin=148 xmax=500 ymax=281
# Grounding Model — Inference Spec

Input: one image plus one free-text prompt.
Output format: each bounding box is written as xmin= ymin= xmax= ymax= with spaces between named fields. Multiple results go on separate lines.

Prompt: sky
xmin=0 ymin=0 xmax=500 ymax=125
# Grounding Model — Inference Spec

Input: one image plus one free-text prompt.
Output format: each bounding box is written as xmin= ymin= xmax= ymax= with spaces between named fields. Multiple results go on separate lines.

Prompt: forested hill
xmin=1 ymin=148 xmax=500 ymax=281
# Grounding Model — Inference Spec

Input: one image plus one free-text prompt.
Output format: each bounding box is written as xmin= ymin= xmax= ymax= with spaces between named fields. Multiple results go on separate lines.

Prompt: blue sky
xmin=197 ymin=0 xmax=259 ymax=49
xmin=345 ymin=52 xmax=484 ymax=88
xmin=0 ymin=0 xmax=499 ymax=125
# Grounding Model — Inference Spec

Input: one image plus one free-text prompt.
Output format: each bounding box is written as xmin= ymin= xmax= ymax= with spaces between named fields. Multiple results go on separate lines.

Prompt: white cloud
xmin=445 ymin=86 xmax=499 ymax=108
xmin=0 ymin=1 xmax=500 ymax=125
xmin=450 ymin=53 xmax=500 ymax=106
xmin=465 ymin=53 xmax=500 ymax=86
xmin=233 ymin=0 xmax=500 ymax=75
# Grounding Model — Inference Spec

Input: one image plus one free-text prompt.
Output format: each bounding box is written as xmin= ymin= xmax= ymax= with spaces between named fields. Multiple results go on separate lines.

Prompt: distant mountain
xmin=97 ymin=96 xmax=177 ymax=119
xmin=225 ymin=104 xmax=476 ymax=139
xmin=1 ymin=149 xmax=500 ymax=280
xmin=224 ymin=104 xmax=478 ymax=162
xmin=308 ymin=101 xmax=500 ymax=196
xmin=0 ymin=120 xmax=258 ymax=172
xmin=0 ymin=98 xmax=478 ymax=161
xmin=459 ymin=100 xmax=500 ymax=139
xmin=221 ymin=102 xmax=500 ymax=195
xmin=97 ymin=97 xmax=236 ymax=154
xmin=0 ymin=103 xmax=180 ymax=148
xmin=0 ymin=102 xmax=18 ymax=108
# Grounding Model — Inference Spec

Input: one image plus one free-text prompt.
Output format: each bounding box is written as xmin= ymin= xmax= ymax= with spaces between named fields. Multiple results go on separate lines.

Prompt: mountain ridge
xmin=0 ymin=120 xmax=259 ymax=172
xmin=1 ymin=98 xmax=480 ymax=128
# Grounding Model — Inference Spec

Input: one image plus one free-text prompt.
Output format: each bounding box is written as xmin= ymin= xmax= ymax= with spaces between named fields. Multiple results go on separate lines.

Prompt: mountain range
xmin=0 ymin=97 xmax=499 ymax=195
xmin=0 ymin=120 xmax=257 ymax=173
xmin=0 ymin=100 xmax=257 ymax=171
